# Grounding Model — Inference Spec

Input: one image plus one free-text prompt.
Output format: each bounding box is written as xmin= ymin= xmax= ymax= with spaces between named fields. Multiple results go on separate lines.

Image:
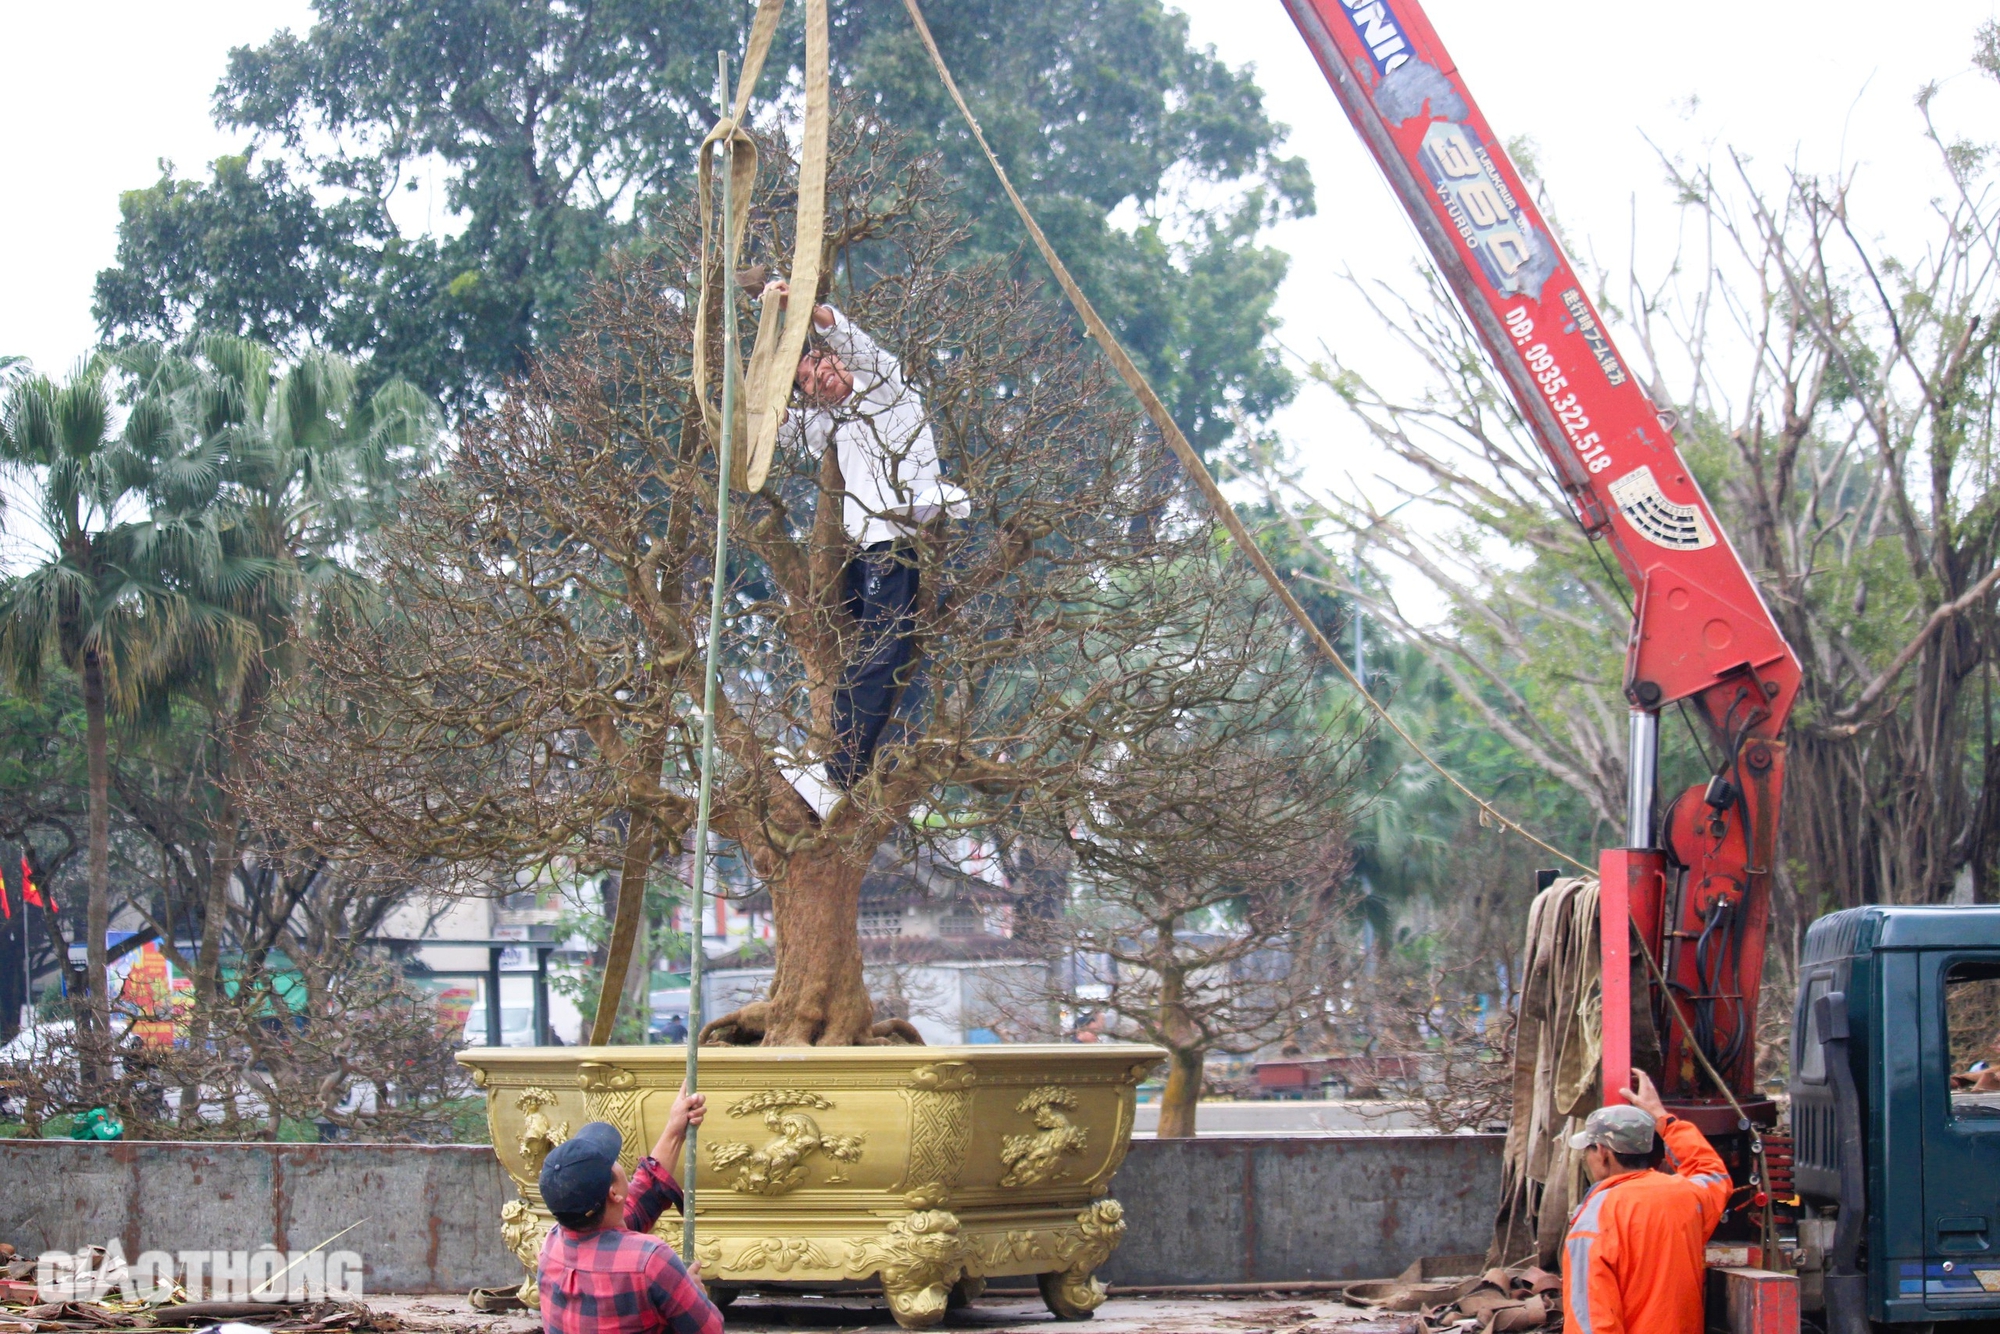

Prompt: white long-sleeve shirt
xmin=780 ymin=307 xmax=969 ymax=547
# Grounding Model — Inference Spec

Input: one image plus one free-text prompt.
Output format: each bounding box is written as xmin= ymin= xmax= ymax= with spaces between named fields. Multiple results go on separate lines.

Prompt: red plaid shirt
xmin=538 ymin=1156 xmax=724 ymax=1334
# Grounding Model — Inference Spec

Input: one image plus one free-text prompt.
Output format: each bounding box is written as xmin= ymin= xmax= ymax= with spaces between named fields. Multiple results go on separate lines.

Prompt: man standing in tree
xmin=761 ymin=279 xmax=967 ymax=815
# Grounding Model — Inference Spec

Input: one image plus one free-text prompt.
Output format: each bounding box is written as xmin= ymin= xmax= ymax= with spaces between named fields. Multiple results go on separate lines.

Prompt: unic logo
xmin=1339 ymin=0 xmax=1411 ymax=73
xmin=37 ymin=1243 xmax=365 ymax=1303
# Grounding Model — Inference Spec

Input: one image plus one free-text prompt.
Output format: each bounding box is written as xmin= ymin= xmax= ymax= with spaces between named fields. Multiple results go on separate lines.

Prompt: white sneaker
xmin=775 ymin=748 xmax=842 ymax=820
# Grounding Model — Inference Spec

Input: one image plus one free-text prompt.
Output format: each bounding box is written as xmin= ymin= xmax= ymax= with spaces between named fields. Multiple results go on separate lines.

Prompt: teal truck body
xmin=1793 ymin=906 xmax=2000 ymax=1327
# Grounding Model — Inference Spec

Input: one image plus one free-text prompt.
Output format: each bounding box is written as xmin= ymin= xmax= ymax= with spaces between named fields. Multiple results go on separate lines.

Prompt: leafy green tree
xmin=118 ymin=337 xmax=436 ymax=1086
xmin=94 ymin=0 xmax=1309 ymax=443
xmin=93 ymin=155 xmax=372 ymax=356
xmin=0 ymin=363 xmax=173 ymax=1055
xmin=839 ymin=0 xmax=1311 ymax=456
xmin=0 ymin=340 xmax=433 ymax=1081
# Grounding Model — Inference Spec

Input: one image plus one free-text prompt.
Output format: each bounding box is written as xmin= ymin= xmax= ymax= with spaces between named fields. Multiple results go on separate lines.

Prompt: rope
xmin=591 ymin=0 xmax=830 ymax=1248
xmin=601 ymin=8 xmax=781 ymax=1050
xmin=905 ymin=6 xmax=1770 ymax=1239
xmin=899 ymin=0 xmax=1589 ymax=877
xmin=604 ymin=0 xmax=830 ymax=1035
xmin=679 ymin=48 xmax=743 ymax=1260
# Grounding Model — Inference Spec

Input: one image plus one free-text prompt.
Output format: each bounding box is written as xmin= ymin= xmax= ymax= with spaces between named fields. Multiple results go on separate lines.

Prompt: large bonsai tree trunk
xmin=762 ymin=852 xmax=875 ymax=1046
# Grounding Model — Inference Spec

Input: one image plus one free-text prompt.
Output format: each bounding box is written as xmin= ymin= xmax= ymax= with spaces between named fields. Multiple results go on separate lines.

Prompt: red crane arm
xmin=1283 ymin=0 xmax=1802 ymax=1120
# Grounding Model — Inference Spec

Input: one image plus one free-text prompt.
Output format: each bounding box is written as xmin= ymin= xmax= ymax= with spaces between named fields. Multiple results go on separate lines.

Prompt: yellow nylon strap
xmin=732 ymin=0 xmax=787 ymax=125
xmin=734 ymin=294 xmax=786 ymax=489
xmin=691 ymin=0 xmax=787 ymax=457
xmin=688 ymin=0 xmax=830 ymax=493
xmin=900 ymin=0 xmax=1589 ymax=876
xmin=691 ymin=114 xmax=757 ymax=452
xmin=741 ymin=0 xmax=829 ymax=491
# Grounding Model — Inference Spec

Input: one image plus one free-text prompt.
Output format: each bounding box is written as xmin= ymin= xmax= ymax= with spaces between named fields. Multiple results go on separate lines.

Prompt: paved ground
xmin=367 ymin=1292 xmax=1417 ymax=1334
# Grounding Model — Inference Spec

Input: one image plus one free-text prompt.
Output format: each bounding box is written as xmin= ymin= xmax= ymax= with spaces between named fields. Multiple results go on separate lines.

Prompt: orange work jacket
xmin=1562 ymin=1113 xmax=1731 ymax=1334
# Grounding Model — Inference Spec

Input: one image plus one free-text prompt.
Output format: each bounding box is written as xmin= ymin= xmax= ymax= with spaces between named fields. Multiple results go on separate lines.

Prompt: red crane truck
xmin=1282 ymin=4 xmax=2000 ymax=1330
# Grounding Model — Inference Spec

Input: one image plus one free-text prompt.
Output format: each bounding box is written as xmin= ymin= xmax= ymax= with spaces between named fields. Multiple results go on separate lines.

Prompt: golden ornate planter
xmin=458 ymin=1043 xmax=1165 ymax=1328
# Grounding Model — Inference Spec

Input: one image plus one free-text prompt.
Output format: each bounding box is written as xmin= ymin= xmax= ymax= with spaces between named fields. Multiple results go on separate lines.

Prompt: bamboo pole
xmin=681 ymin=49 xmax=741 ymax=1265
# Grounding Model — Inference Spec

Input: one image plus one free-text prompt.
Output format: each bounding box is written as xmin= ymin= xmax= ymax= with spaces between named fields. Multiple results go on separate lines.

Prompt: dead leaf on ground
xmin=1218 ymin=1307 xmax=1318 ymax=1325
xmin=1328 ymin=1320 xmax=1425 ymax=1334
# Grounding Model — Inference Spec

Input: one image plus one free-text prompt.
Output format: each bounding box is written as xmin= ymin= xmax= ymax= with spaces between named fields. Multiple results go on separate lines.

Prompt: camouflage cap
xmin=1567 ymin=1103 xmax=1658 ymax=1155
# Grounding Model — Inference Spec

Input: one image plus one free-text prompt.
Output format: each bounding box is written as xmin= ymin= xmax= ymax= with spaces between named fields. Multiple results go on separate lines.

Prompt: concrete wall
xmin=1132 ymin=1100 xmax=1434 ymax=1135
xmin=0 ymin=1140 xmax=519 ymax=1295
xmin=0 ymin=1133 xmax=1503 ymax=1294
xmin=1100 ymin=1134 xmax=1503 ymax=1286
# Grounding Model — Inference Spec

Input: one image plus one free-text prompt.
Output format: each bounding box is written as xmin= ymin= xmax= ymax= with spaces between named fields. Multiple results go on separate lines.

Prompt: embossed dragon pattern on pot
xmin=460 ymin=1043 xmax=1163 ymax=1328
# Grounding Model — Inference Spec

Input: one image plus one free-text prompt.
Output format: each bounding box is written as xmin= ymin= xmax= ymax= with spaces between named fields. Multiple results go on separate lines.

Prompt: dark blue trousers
xmin=828 ymin=541 xmax=920 ymax=790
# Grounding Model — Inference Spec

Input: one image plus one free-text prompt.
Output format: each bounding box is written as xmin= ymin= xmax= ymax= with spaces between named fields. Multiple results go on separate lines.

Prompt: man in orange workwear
xmin=1562 ymin=1069 xmax=1730 ymax=1334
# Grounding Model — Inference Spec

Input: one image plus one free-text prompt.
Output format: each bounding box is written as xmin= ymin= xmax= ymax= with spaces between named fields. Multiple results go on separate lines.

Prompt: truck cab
xmin=1792 ymin=905 xmax=2000 ymax=1326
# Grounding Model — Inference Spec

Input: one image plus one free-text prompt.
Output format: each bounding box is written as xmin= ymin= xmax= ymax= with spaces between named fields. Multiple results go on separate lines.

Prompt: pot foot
xmin=1036 ymin=1198 xmax=1125 ymax=1319
xmin=1039 ymin=1267 xmax=1106 ymax=1321
xmin=498 ymin=1197 xmax=552 ymax=1305
xmin=883 ymin=1276 xmax=956 ymax=1328
xmin=867 ymin=1207 xmax=969 ymax=1328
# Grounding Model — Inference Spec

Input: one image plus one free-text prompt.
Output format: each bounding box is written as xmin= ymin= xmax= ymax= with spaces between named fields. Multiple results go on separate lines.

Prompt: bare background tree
xmin=5 ymin=879 xmax=467 ymax=1142
xmin=1246 ymin=42 xmax=2000 ymax=1080
xmin=986 ymin=666 xmax=1363 ymax=1137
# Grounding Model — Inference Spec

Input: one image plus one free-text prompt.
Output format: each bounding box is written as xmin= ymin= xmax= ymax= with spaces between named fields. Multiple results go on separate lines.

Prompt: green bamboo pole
xmin=682 ymin=49 xmax=740 ymax=1266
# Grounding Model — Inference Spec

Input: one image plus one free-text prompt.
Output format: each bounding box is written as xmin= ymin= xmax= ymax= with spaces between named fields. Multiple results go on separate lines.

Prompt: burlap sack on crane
xmin=1490 ymin=875 xmax=1661 ymax=1270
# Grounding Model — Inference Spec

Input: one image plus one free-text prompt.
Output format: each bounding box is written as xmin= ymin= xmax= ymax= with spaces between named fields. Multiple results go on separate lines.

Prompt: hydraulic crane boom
xmin=1283 ymin=0 xmax=1803 ymax=1123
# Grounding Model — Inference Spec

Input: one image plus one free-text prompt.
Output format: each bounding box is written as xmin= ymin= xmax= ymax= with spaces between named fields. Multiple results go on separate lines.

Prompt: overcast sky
xmin=3 ymin=0 xmax=1996 ymax=461
xmin=1175 ymin=0 xmax=2000 ymax=456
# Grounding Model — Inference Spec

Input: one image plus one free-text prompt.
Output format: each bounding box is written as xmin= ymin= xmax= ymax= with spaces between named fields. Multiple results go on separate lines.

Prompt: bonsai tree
xmin=261 ymin=118 xmax=1365 ymax=1046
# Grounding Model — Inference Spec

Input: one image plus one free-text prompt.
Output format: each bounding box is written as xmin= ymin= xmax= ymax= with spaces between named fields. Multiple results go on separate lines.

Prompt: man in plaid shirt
xmin=538 ymin=1086 xmax=724 ymax=1334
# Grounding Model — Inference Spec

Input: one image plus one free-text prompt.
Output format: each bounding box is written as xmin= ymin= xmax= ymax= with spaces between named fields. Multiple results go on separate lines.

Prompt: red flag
xmin=0 ymin=864 xmax=10 ymax=920
xmin=21 ymin=856 xmax=50 ymax=912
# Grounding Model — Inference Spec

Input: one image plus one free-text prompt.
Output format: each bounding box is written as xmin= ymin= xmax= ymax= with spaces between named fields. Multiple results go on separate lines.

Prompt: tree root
xmin=700 ymin=1001 xmax=770 ymax=1045
xmin=698 ymin=1002 xmax=927 ymax=1047
xmin=867 ymin=1018 xmax=925 ymax=1046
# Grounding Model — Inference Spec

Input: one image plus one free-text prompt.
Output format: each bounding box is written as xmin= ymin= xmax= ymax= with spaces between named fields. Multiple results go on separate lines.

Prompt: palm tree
xmin=117 ymin=338 xmax=434 ymax=1067
xmin=0 ymin=343 xmax=431 ymax=1088
xmin=0 ymin=361 xmax=164 ymax=1057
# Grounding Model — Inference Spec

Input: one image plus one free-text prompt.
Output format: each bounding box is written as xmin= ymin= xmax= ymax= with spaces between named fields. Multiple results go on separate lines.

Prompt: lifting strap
xmin=691 ymin=0 xmax=831 ymax=493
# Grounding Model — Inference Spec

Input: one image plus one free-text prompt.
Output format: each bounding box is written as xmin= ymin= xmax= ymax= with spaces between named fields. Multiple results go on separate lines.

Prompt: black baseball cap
xmin=540 ymin=1121 xmax=623 ymax=1215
